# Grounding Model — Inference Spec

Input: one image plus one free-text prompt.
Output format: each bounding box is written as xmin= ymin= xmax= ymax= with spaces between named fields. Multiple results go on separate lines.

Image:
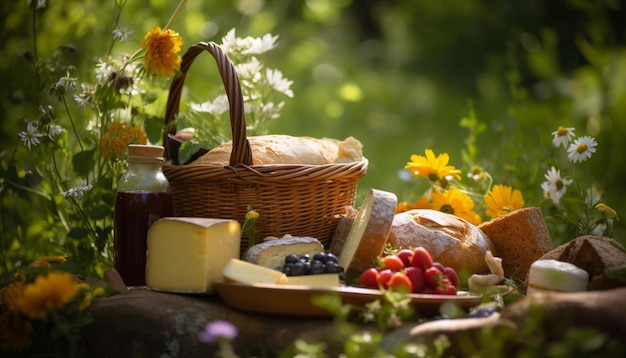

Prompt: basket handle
xmin=163 ymin=42 xmax=253 ymax=166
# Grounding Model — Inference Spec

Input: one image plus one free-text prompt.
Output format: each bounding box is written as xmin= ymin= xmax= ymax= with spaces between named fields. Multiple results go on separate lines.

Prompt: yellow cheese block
xmin=285 ymin=274 xmax=340 ymax=288
xmin=146 ymin=217 xmax=241 ymax=293
xmin=222 ymin=258 xmax=288 ymax=285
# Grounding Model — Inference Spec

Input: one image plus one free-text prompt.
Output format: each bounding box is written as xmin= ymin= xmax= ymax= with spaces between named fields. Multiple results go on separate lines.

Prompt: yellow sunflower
xmin=396 ymin=195 xmax=432 ymax=214
xmin=141 ymin=26 xmax=183 ymax=78
xmin=431 ymin=188 xmax=482 ymax=225
xmin=484 ymin=184 xmax=525 ymax=218
xmin=18 ymin=272 xmax=80 ymax=320
xmin=405 ymin=149 xmax=462 ymax=182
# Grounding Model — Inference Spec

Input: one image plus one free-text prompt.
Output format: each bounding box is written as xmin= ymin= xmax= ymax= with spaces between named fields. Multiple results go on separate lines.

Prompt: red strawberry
xmin=377 ymin=269 xmax=393 ymax=289
xmin=381 ymin=255 xmax=405 ymax=272
xmin=433 ymin=262 xmax=445 ymax=273
xmin=410 ymin=247 xmax=433 ymax=269
xmin=443 ymin=267 xmax=459 ymax=287
xmin=404 ymin=266 xmax=425 ymax=293
xmin=388 ymin=272 xmax=413 ymax=293
xmin=396 ymin=249 xmax=414 ymax=267
xmin=424 ymin=266 xmax=443 ymax=288
xmin=358 ymin=268 xmax=380 ymax=289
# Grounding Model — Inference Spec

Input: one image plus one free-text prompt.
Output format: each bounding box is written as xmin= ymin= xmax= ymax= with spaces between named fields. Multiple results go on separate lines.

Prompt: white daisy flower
xmin=18 ymin=122 xmax=44 ymax=150
xmin=265 ymin=69 xmax=294 ymax=98
xmin=63 ymin=183 xmax=93 ymax=201
xmin=236 ymin=58 xmax=263 ymax=78
xmin=567 ymin=136 xmax=598 ymax=163
xmin=551 ymin=126 xmax=575 ymax=148
xmin=46 ymin=124 xmax=64 ymax=139
xmin=191 ymin=95 xmax=229 ymax=114
xmin=241 ymin=33 xmax=279 ymax=55
xmin=543 ymin=166 xmax=573 ymax=197
xmin=541 ymin=181 xmax=563 ymax=206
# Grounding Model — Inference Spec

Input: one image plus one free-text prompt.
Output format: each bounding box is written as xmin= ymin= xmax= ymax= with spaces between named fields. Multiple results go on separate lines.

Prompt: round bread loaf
xmin=388 ymin=209 xmax=495 ymax=274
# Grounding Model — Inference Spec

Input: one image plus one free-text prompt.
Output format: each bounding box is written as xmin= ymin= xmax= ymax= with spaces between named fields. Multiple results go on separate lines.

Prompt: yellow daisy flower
xmin=0 ymin=312 xmax=33 ymax=352
xmin=431 ymin=188 xmax=482 ymax=225
xmin=18 ymin=272 xmax=80 ymax=320
xmin=141 ymin=26 xmax=183 ymax=78
xmin=405 ymin=149 xmax=462 ymax=182
xmin=484 ymin=184 xmax=525 ymax=218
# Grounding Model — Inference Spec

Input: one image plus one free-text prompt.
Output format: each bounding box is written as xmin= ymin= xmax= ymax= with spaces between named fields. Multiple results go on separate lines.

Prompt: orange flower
xmin=431 ymin=188 xmax=482 ymax=225
xmin=141 ymin=26 xmax=183 ymax=78
xmin=100 ymin=120 xmax=147 ymax=160
xmin=405 ymin=149 xmax=462 ymax=182
xmin=396 ymin=196 xmax=432 ymax=213
xmin=18 ymin=272 xmax=80 ymax=319
xmin=484 ymin=184 xmax=524 ymax=218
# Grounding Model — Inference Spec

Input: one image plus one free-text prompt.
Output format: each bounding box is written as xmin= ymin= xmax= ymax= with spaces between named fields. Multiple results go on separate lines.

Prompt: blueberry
xmin=299 ymin=254 xmax=310 ymax=263
xmin=325 ymin=261 xmax=340 ymax=274
xmin=310 ymin=261 xmax=326 ymax=274
xmin=285 ymin=254 xmax=298 ymax=264
xmin=313 ymin=253 xmax=327 ymax=263
xmin=290 ymin=261 xmax=306 ymax=276
xmin=324 ymin=253 xmax=339 ymax=264
xmin=303 ymin=261 xmax=312 ymax=275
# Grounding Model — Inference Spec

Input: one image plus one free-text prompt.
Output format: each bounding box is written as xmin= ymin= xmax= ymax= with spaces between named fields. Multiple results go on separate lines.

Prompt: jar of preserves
xmin=114 ymin=144 xmax=174 ymax=286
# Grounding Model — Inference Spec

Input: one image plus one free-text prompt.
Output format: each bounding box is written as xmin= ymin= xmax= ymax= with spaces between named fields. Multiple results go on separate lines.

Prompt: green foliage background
xmin=1 ymin=0 xmax=625 ymax=276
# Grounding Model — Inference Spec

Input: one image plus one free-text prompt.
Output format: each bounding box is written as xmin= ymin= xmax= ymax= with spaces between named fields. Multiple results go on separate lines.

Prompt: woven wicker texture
xmin=163 ymin=42 xmax=368 ymax=252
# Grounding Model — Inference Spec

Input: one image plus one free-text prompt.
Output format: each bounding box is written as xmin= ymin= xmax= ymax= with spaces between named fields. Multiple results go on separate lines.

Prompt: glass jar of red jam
xmin=114 ymin=144 xmax=174 ymax=286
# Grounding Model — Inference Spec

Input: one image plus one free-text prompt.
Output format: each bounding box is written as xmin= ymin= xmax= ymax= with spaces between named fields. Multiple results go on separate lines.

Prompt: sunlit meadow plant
xmin=0 ymin=257 xmax=108 ymax=357
xmin=541 ymin=126 xmax=618 ymax=244
xmin=397 ymin=147 xmax=525 ymax=226
xmin=174 ymin=28 xmax=294 ymax=164
xmin=2 ymin=0 xmax=291 ymax=278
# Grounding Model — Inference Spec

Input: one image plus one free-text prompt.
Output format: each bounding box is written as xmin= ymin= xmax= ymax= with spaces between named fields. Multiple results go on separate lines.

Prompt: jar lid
xmin=128 ymin=144 xmax=164 ymax=158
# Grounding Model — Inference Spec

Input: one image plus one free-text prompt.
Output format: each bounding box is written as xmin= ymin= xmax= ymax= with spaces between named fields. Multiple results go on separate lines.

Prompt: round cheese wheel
xmin=527 ymin=259 xmax=589 ymax=295
xmin=245 ymin=237 xmax=324 ymax=269
xmin=337 ymin=189 xmax=397 ymax=274
xmin=388 ymin=209 xmax=495 ymax=274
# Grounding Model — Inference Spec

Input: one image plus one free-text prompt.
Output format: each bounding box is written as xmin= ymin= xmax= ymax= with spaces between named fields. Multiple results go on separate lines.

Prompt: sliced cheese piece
xmin=527 ymin=259 xmax=589 ymax=295
xmin=284 ymin=274 xmax=340 ymax=288
xmin=222 ymin=258 xmax=288 ymax=285
xmin=146 ymin=217 xmax=241 ymax=293
xmin=338 ymin=189 xmax=397 ymax=274
xmin=245 ymin=237 xmax=324 ymax=269
xmin=468 ymin=250 xmax=505 ymax=293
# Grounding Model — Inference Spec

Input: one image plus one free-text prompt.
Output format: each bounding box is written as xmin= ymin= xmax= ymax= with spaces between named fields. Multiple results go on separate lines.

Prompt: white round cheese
xmin=527 ymin=259 xmax=589 ymax=295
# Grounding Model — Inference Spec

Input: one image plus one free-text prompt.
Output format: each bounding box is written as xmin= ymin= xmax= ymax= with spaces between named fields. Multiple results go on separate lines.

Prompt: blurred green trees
xmin=1 ymin=0 xmax=624 ymax=276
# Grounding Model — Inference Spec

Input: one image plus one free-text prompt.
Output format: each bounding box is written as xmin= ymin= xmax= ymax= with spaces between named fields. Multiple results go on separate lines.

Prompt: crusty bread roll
xmin=191 ymin=135 xmax=363 ymax=165
xmin=388 ymin=209 xmax=495 ymax=274
xmin=478 ymin=207 xmax=552 ymax=281
xmin=337 ymin=189 xmax=397 ymax=275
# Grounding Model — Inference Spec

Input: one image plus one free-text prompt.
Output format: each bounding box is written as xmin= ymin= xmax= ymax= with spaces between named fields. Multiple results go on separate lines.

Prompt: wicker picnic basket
xmin=162 ymin=42 xmax=368 ymax=253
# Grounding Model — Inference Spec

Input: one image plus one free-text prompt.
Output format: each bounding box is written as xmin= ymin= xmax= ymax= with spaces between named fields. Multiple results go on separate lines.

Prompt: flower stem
xmin=163 ymin=0 xmax=188 ymax=30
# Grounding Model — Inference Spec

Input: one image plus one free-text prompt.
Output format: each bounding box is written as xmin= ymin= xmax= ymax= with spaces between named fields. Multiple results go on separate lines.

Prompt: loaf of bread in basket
xmin=190 ymin=134 xmax=363 ymax=166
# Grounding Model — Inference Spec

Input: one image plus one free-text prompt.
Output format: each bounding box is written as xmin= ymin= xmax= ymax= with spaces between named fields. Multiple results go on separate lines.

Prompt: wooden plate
xmin=214 ymin=282 xmax=496 ymax=317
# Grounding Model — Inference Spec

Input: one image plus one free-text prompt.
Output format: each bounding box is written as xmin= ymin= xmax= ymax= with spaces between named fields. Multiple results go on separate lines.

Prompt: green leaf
xmin=178 ymin=141 xmax=204 ymax=164
xmin=144 ymin=114 xmax=164 ymax=145
xmin=90 ymin=205 xmax=111 ymax=220
xmin=68 ymin=227 xmax=90 ymax=239
xmin=72 ymin=149 xmax=96 ymax=178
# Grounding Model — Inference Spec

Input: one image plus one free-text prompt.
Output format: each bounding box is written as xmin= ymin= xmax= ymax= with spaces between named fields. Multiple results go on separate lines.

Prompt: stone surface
xmin=80 ymin=269 xmax=626 ymax=357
